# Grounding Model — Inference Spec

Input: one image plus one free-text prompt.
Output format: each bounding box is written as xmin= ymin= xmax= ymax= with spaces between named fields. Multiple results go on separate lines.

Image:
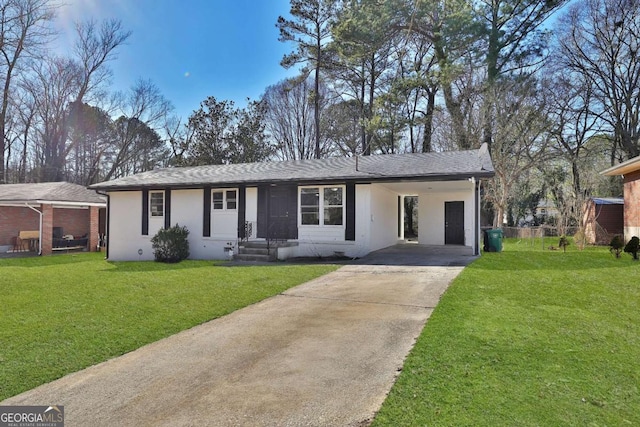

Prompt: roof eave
xmin=90 ymin=170 xmax=496 ymax=192
xmin=0 ymin=199 xmax=106 ymax=207
xmin=601 ymin=156 xmax=640 ymax=176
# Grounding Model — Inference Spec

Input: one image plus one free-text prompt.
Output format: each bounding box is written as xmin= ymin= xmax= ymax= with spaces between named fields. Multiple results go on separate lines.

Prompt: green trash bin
xmin=486 ymin=229 xmax=503 ymax=252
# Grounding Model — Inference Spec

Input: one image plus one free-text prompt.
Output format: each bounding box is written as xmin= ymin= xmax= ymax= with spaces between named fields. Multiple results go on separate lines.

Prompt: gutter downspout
xmin=24 ymin=203 xmax=43 ymax=255
xmin=95 ymin=190 xmax=109 ymax=260
xmin=473 ymin=177 xmax=480 ymax=256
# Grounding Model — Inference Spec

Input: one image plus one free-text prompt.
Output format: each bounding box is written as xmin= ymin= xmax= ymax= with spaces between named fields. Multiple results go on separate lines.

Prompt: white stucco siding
xmin=212 ymin=213 xmax=237 ymax=238
xmin=108 ymin=191 xmax=153 ymax=261
xmin=171 ymin=189 xmax=210 ymax=260
xmin=171 ymin=190 xmax=202 ymax=236
xmin=418 ymin=187 xmax=475 ymax=249
xmin=108 ymin=189 xmax=241 ymax=261
xmin=368 ymin=184 xmax=401 ymax=252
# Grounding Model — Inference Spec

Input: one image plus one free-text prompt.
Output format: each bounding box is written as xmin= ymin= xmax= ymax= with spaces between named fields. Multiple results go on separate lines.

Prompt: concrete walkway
xmin=2 ymin=245 xmax=475 ymax=426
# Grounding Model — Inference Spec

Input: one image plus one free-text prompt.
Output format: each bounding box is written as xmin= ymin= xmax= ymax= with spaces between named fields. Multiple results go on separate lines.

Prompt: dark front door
xmin=445 ymin=201 xmax=465 ymax=245
xmin=257 ymin=185 xmax=298 ymax=240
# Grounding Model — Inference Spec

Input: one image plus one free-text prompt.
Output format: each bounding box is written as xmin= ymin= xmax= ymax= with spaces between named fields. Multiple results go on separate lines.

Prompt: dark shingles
xmin=90 ymin=147 xmax=495 ymax=190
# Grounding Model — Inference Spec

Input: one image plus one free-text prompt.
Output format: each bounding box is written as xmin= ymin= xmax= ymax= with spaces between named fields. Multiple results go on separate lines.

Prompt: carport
xmin=377 ymin=179 xmax=483 ymax=256
xmin=357 ymin=242 xmax=476 ymax=266
xmin=0 ymin=182 xmax=105 ymax=255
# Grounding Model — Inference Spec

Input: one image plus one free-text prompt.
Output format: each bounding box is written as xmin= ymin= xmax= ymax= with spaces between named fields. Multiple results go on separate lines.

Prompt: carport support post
xmin=41 ymin=204 xmax=53 ymax=256
xmin=89 ymin=206 xmax=100 ymax=252
xmin=474 ymin=178 xmax=480 ymax=256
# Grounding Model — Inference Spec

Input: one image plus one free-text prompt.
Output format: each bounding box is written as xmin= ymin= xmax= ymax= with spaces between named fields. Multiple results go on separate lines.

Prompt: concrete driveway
xmin=2 ymin=245 xmax=475 ymax=426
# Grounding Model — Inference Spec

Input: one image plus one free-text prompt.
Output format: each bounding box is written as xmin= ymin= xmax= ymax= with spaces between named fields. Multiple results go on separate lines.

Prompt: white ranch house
xmin=89 ymin=145 xmax=494 ymax=261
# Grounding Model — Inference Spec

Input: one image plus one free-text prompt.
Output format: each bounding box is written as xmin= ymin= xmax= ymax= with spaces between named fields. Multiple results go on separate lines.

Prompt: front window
xmin=301 ymin=188 xmax=320 ymax=225
xmin=212 ymin=191 xmax=224 ymax=210
xmin=212 ymin=189 xmax=238 ymax=211
xmin=150 ymin=191 xmax=164 ymax=217
xmin=323 ymin=187 xmax=343 ymax=225
xmin=226 ymin=190 xmax=237 ymax=210
xmin=300 ymin=186 xmax=344 ymax=226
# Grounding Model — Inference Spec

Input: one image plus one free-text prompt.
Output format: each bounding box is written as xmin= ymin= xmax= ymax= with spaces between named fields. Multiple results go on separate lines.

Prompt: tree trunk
xmin=422 ymin=88 xmax=435 ymax=152
xmin=314 ymin=30 xmax=321 ymax=159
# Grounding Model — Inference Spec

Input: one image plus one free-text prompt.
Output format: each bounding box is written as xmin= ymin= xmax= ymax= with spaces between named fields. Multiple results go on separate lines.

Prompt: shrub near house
xmin=624 ymin=236 xmax=640 ymax=260
xmin=151 ymin=225 xmax=190 ymax=263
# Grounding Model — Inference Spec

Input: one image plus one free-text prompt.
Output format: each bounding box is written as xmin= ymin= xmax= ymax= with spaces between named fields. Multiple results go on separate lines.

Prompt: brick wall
xmin=53 ymin=208 xmax=90 ymax=238
xmin=0 ymin=206 xmax=40 ymax=246
xmin=42 ymin=204 xmax=53 ymax=255
xmin=0 ymin=205 xmax=94 ymax=250
xmin=88 ymin=206 xmax=99 ymax=252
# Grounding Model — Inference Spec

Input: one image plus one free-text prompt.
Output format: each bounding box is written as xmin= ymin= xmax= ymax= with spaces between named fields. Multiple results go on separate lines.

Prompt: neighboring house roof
xmin=591 ymin=197 xmax=624 ymax=205
xmin=90 ymin=145 xmax=494 ymax=191
xmin=601 ymin=155 xmax=640 ymax=176
xmin=0 ymin=182 xmax=106 ymax=206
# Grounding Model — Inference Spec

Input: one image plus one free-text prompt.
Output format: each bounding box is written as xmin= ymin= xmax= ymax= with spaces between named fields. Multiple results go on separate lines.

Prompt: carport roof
xmin=90 ymin=144 xmax=495 ymax=190
xmin=0 ymin=182 xmax=106 ymax=206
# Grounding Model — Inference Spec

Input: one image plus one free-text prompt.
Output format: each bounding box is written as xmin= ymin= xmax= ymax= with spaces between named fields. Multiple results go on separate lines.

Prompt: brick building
xmin=0 ymin=182 xmax=106 ymax=255
xmin=602 ymin=157 xmax=640 ymax=241
xmin=582 ymin=197 xmax=624 ymax=245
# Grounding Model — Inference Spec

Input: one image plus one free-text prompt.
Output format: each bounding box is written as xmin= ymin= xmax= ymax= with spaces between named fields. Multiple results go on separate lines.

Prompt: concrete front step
xmin=235 ymin=245 xmax=276 ymax=262
xmin=238 ymin=247 xmax=276 ymax=256
xmin=234 ymin=241 xmax=297 ymax=262
xmin=240 ymin=241 xmax=298 ymax=249
xmin=233 ymin=253 xmax=273 ymax=262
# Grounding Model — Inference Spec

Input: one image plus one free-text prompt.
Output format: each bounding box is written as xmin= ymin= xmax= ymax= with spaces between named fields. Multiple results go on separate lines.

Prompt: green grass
xmin=0 ymin=253 xmax=337 ymax=401
xmin=373 ymin=238 xmax=640 ymax=426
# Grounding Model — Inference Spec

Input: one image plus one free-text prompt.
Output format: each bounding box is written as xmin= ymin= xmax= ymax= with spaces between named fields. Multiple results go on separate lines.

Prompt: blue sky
xmin=54 ymin=0 xmax=297 ymax=120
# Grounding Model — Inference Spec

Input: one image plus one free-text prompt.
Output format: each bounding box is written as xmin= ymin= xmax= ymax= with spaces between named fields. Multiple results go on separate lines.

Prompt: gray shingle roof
xmin=90 ymin=146 xmax=494 ymax=190
xmin=0 ymin=182 xmax=106 ymax=205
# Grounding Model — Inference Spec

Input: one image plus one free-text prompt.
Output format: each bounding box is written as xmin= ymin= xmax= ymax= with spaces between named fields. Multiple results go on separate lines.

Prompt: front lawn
xmin=373 ymin=239 xmax=640 ymax=426
xmin=0 ymin=253 xmax=337 ymax=401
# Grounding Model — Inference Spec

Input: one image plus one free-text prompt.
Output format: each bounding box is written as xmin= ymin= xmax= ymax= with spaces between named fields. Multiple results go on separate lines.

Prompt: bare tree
xmin=541 ymin=67 xmax=602 ymax=198
xmin=25 ymin=56 xmax=81 ymax=181
xmin=556 ymin=0 xmax=640 ymax=159
xmin=164 ymin=115 xmax=194 ymax=165
xmin=101 ymin=79 xmax=172 ymax=181
xmin=66 ymin=102 xmax=113 ymax=185
xmin=39 ymin=18 xmax=130 ymax=181
xmin=483 ymin=79 xmax=551 ymax=227
xmin=0 ymin=0 xmax=55 ymax=183
xmin=263 ymin=77 xmax=320 ymax=160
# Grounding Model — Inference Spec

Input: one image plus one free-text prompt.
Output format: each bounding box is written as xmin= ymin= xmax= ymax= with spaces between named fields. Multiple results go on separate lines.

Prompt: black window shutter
xmin=164 ymin=189 xmax=171 ymax=229
xmin=287 ymin=185 xmax=298 ymax=239
xmin=398 ymin=196 xmax=402 ymax=238
xmin=237 ymin=186 xmax=246 ymax=239
xmin=203 ymin=187 xmax=211 ymax=237
xmin=141 ymin=189 xmax=149 ymax=236
xmin=257 ymin=185 xmax=267 ymax=238
xmin=345 ymin=183 xmax=356 ymax=241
